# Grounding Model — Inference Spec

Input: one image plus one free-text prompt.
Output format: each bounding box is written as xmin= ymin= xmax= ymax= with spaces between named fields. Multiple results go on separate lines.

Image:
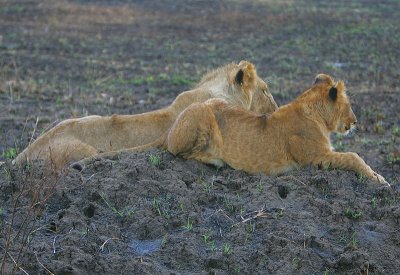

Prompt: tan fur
xmin=114 ymin=74 xmax=388 ymax=185
xmin=14 ymin=61 xmax=278 ymax=169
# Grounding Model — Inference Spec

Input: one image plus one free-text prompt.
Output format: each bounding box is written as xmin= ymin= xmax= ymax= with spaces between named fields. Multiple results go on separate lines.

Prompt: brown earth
xmin=0 ymin=0 xmax=399 ymax=274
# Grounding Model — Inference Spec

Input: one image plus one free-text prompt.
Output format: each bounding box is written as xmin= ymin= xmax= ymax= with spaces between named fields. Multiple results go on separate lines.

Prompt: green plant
xmin=349 ymin=232 xmax=358 ymax=249
xmin=151 ymin=197 xmax=172 ymax=218
xmin=209 ymin=240 xmax=217 ymax=252
xmin=239 ymin=206 xmax=245 ymax=216
xmin=152 ymin=198 xmax=162 ymax=216
xmin=387 ymin=153 xmax=400 ymax=165
xmin=3 ymin=166 xmax=12 ymax=181
xmin=148 ymin=154 xmax=161 ymax=167
xmin=339 ymin=231 xmax=358 ymax=249
xmin=292 ymin=257 xmax=301 ymax=269
xmin=392 ymin=126 xmax=400 ymax=136
xmin=357 ymin=173 xmax=366 ymax=182
xmin=223 ymin=243 xmax=232 ymax=254
xmin=244 ymin=232 xmax=250 ymax=244
xmin=100 ymin=194 xmax=134 ymax=218
xmin=129 ymin=77 xmax=146 ymax=85
xmin=202 ymin=181 xmax=211 ymax=193
xmin=78 ymin=227 xmax=89 ymax=240
xmin=202 ymin=232 xmax=210 ymax=244
xmin=332 ymin=140 xmax=345 ymax=151
xmin=344 ymin=208 xmax=362 ymax=220
xmin=146 ymin=75 xmax=155 ymax=83
xmin=373 ymin=121 xmax=385 ymax=134
xmin=321 ymin=187 xmax=330 ymax=199
xmin=257 ymin=179 xmax=264 ymax=193
xmin=171 ymin=74 xmax=192 ymax=86
xmin=55 ymin=95 xmax=63 ymax=106
xmin=332 ymin=133 xmax=347 ymax=151
xmin=339 ymin=234 xmax=347 ymax=245
xmin=183 ymin=217 xmax=193 ymax=231
xmin=223 ymin=195 xmax=235 ymax=213
xmin=2 ymin=148 xmax=17 ymax=159
xmin=371 ymin=197 xmax=377 ymax=208
xmin=324 ymin=163 xmax=331 ymax=171
xmin=246 ymin=221 xmax=255 ymax=234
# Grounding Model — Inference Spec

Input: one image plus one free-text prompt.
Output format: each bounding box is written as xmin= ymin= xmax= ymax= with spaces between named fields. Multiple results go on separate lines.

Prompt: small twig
xmin=35 ymin=252 xmax=54 ymax=275
xmin=19 ymin=118 xmax=29 ymax=149
xmin=232 ymin=208 xmax=268 ymax=227
xmin=278 ymin=175 xmax=306 ymax=186
xmin=95 ymin=74 xmax=114 ymax=86
xmin=52 ymin=236 xmax=57 ymax=254
xmin=100 ymin=237 xmax=120 ymax=251
xmin=205 ymin=208 xmax=235 ymax=223
xmin=29 ymin=224 xmax=48 ymax=236
xmin=0 ymin=246 xmax=29 ymax=275
xmin=39 ymin=119 xmax=60 ymax=137
xmin=8 ymin=80 xmax=14 ymax=106
xmin=28 ymin=117 xmax=39 ymax=146
xmin=86 ymin=173 xmax=98 ymax=182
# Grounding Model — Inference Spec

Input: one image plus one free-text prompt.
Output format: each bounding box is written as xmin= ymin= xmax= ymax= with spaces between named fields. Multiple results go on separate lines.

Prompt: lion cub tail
xmin=130 ymin=133 xmax=167 ymax=152
xmin=73 ymin=132 xmax=168 ymax=170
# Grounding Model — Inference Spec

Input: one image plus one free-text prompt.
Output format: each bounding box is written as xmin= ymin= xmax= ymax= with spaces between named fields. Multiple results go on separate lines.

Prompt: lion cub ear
xmin=328 ymin=87 xmax=338 ymax=101
xmin=329 ymin=80 xmax=346 ymax=101
xmin=235 ymin=69 xmax=244 ymax=85
xmin=236 ymin=60 xmax=256 ymax=88
xmin=314 ymin=74 xmax=334 ymax=86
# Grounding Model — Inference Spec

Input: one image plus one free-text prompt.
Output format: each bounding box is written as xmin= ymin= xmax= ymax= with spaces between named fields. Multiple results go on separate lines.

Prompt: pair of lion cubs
xmin=14 ymin=61 xmax=388 ymax=185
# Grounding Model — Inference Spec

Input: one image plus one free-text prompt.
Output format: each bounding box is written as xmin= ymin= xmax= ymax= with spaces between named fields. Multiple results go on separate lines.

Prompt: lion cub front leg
xmin=316 ymin=151 xmax=389 ymax=186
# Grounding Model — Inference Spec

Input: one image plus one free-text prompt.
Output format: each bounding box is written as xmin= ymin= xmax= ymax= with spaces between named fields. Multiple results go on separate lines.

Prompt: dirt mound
xmin=1 ymin=148 xmax=399 ymax=274
xmin=1 ymin=0 xmax=400 ymax=273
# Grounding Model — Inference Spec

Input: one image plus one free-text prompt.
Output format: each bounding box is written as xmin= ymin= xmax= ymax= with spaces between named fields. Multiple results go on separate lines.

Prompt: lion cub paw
xmin=372 ymin=172 xmax=390 ymax=187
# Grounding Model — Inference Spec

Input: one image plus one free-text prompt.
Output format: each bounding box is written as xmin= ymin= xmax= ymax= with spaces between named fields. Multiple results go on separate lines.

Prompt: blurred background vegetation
xmin=0 ymin=0 xmax=399 ymax=153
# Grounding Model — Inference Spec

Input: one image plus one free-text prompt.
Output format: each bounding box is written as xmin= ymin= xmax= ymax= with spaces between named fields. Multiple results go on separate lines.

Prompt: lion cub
xmin=131 ymin=74 xmax=387 ymax=185
xmin=14 ymin=61 xmax=278 ymax=169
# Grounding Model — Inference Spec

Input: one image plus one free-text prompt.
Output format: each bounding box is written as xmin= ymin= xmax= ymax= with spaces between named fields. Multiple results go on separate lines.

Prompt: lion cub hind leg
xmin=166 ymin=102 xmax=223 ymax=166
xmin=75 ymin=138 xmax=165 ymax=169
xmin=52 ymin=139 xmax=98 ymax=170
xmin=315 ymin=151 xmax=389 ymax=186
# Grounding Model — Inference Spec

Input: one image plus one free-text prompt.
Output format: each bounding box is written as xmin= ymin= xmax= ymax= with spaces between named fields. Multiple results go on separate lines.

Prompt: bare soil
xmin=1 ymin=0 xmax=399 ymax=274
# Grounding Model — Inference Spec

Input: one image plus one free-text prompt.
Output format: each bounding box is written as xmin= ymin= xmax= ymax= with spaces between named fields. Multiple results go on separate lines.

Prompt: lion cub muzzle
xmin=339 ymin=105 xmax=357 ymax=134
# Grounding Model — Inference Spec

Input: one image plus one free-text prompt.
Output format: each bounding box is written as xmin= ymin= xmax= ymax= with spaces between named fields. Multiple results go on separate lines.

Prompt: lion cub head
xmin=232 ymin=60 xmax=278 ymax=114
xmin=301 ymin=74 xmax=357 ymax=134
